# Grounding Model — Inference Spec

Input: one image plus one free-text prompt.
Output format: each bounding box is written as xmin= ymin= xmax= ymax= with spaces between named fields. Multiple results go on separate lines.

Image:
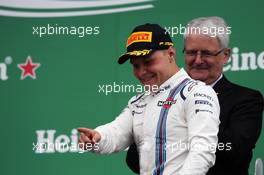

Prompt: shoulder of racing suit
xmin=179 ymin=79 xmax=208 ymax=101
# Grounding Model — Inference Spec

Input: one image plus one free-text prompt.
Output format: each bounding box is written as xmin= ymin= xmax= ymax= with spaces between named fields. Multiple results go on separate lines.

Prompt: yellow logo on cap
xmin=159 ymin=42 xmax=174 ymax=46
xmin=126 ymin=32 xmax=152 ymax=47
xmin=127 ymin=49 xmax=152 ymax=56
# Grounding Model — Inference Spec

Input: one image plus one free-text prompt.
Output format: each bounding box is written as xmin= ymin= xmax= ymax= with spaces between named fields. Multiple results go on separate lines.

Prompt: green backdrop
xmin=0 ymin=0 xmax=263 ymax=174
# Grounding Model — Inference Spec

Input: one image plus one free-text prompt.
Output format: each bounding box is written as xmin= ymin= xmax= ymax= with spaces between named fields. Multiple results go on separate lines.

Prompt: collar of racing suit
xmin=150 ymin=68 xmax=189 ymax=97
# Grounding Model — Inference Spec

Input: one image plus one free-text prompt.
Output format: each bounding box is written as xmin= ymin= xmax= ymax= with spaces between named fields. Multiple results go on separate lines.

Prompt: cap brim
xmin=118 ymin=54 xmax=130 ymax=64
xmin=117 ymin=50 xmax=155 ymax=64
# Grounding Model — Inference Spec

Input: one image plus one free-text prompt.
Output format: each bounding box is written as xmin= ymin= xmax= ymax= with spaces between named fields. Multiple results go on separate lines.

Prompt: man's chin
xmin=189 ymin=71 xmax=208 ymax=81
xmin=142 ymin=82 xmax=156 ymax=87
xmin=142 ymin=82 xmax=159 ymax=91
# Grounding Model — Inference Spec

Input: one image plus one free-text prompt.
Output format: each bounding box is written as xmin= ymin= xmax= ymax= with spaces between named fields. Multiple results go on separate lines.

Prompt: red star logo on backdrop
xmin=18 ymin=56 xmax=41 ymax=80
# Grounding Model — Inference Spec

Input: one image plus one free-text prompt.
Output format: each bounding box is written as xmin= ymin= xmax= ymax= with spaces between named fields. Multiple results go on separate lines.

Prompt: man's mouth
xmin=192 ymin=65 xmax=209 ymax=70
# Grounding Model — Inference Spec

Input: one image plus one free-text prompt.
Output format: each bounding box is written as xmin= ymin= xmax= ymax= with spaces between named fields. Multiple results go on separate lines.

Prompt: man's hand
xmin=77 ymin=127 xmax=101 ymax=150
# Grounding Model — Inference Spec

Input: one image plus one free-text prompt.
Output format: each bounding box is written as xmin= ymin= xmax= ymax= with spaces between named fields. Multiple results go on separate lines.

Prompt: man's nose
xmin=193 ymin=54 xmax=204 ymax=64
xmin=137 ymin=65 xmax=147 ymax=76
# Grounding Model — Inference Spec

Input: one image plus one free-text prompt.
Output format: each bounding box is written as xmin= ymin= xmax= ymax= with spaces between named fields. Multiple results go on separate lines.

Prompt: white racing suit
xmin=95 ymin=68 xmax=220 ymax=175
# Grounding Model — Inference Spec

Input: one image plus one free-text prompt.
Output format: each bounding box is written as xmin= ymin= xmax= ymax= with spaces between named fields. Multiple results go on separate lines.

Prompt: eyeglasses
xmin=183 ymin=48 xmax=225 ymax=59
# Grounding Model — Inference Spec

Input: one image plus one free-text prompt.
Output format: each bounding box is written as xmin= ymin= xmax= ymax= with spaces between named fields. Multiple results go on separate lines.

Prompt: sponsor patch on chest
xmin=157 ymin=97 xmax=177 ymax=109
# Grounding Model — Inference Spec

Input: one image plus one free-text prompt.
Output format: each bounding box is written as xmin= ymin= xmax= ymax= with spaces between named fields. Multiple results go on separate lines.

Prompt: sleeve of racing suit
xmin=93 ymin=105 xmax=133 ymax=154
xmin=178 ymin=85 xmax=220 ymax=175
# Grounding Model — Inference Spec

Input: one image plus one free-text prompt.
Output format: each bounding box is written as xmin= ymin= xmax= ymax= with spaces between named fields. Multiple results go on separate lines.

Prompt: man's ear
xmin=223 ymin=48 xmax=231 ymax=64
xmin=168 ymin=46 xmax=176 ymax=61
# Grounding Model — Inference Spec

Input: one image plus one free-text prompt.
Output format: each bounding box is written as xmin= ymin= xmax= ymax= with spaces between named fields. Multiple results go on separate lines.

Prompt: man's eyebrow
xmin=144 ymin=58 xmax=152 ymax=63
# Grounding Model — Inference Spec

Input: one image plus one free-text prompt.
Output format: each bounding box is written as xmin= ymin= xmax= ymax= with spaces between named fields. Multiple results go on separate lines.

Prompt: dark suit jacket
xmin=126 ymin=76 xmax=264 ymax=175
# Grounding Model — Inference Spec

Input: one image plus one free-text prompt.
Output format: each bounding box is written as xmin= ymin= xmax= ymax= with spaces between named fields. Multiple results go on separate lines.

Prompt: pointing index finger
xmin=77 ymin=127 xmax=93 ymax=134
